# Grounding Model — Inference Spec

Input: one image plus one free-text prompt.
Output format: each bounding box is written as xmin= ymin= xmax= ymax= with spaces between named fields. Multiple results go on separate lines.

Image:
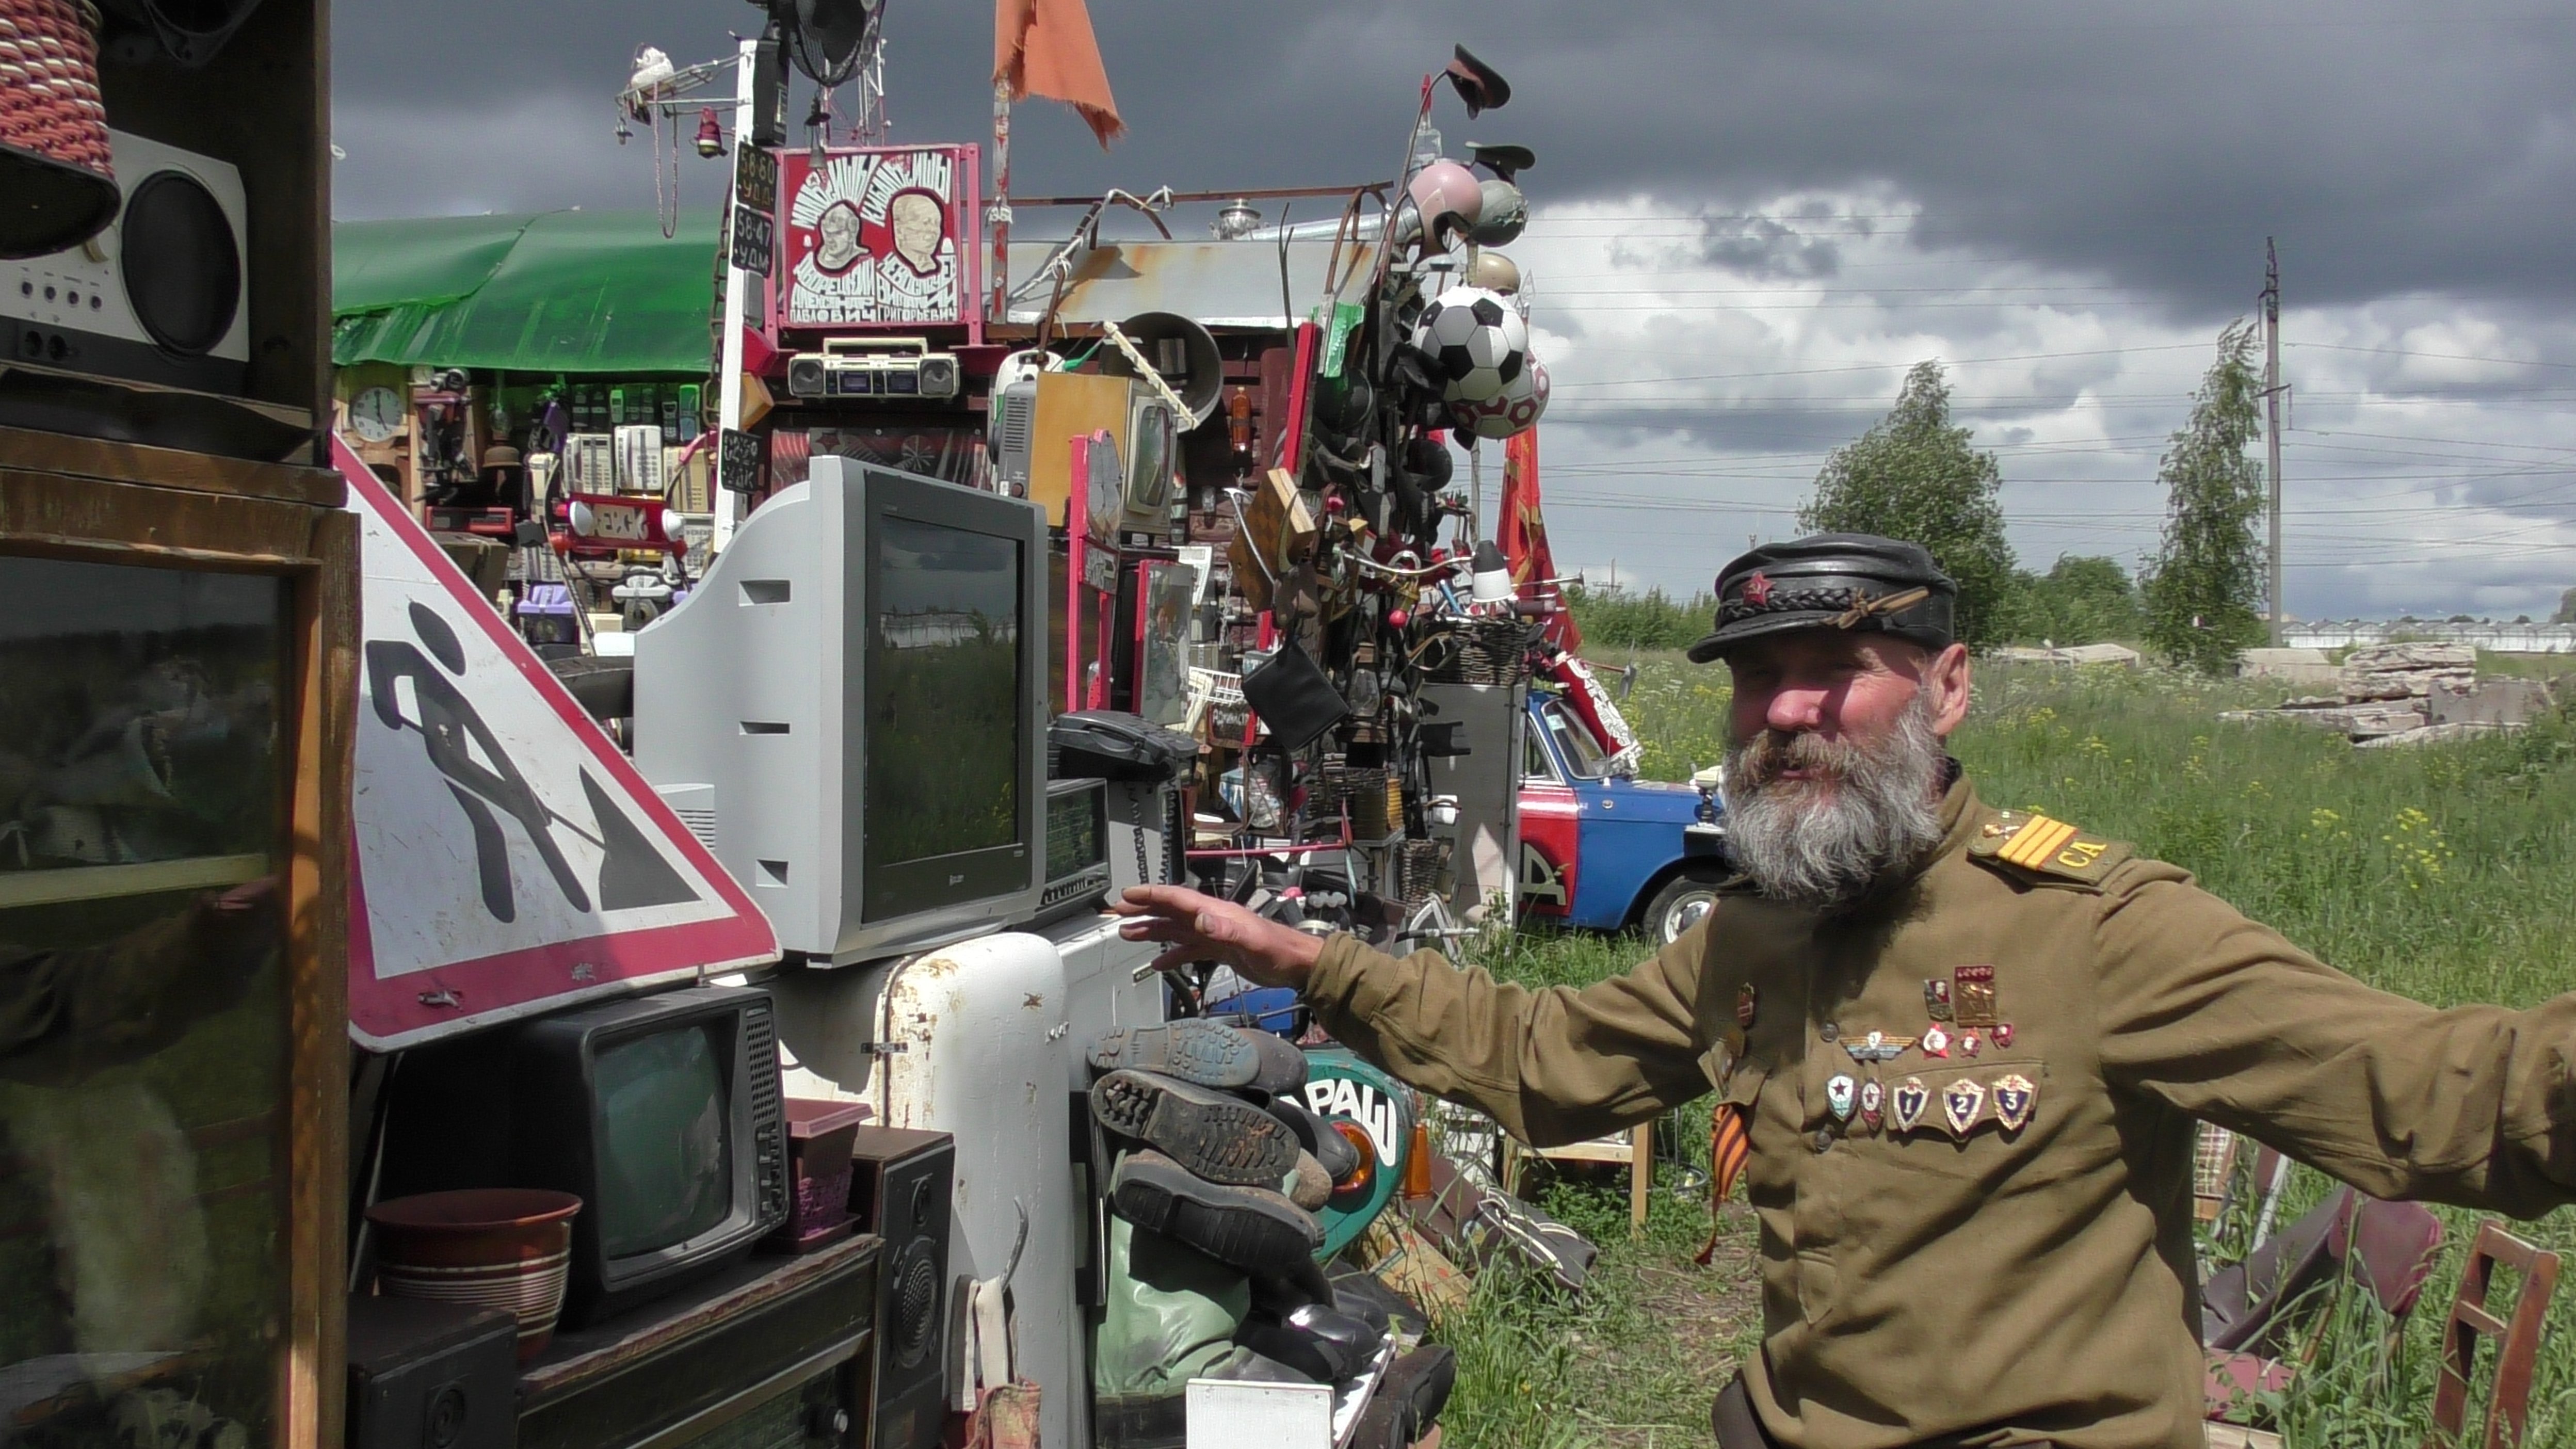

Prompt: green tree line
xmin=1564 ymin=326 xmax=2275 ymax=669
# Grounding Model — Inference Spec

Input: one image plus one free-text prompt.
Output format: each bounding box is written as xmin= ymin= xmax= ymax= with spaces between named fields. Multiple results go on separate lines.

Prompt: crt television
xmin=376 ymin=985 xmax=790 ymax=1326
xmin=634 ymin=456 xmax=1049 ymax=965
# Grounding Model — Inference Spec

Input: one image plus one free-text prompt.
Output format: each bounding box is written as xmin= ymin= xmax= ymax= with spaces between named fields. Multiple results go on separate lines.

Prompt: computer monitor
xmin=375 ymin=985 xmax=790 ymax=1326
xmin=634 ymin=457 xmax=1048 ymax=964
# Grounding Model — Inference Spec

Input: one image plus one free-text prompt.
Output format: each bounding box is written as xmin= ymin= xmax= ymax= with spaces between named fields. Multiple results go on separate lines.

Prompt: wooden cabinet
xmin=0 ymin=425 xmax=353 ymax=1449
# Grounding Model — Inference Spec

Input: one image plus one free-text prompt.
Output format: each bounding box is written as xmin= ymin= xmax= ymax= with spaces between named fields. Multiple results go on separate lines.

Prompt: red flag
xmin=1498 ymin=428 xmax=1579 ymax=652
xmin=994 ymin=0 xmax=1124 ymax=147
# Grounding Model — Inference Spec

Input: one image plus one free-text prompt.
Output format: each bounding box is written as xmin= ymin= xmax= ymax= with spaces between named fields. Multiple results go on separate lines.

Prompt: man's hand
xmin=1111 ymin=884 xmax=1327 ymax=991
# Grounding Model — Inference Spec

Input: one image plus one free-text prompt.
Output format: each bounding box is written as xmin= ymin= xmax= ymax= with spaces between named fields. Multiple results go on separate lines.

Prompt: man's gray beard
xmin=1720 ymin=692 xmax=1947 ymax=911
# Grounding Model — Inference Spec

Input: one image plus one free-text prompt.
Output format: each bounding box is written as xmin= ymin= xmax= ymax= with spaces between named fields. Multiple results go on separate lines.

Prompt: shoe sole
xmin=1091 ymin=1070 xmax=1300 ymax=1185
xmin=1110 ymin=1152 xmax=1321 ymax=1278
xmin=1089 ymin=1022 xmax=1264 ymax=1089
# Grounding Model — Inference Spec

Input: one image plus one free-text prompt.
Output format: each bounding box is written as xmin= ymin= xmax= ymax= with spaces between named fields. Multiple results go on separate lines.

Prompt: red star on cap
xmin=1741 ymin=571 xmax=1774 ymax=607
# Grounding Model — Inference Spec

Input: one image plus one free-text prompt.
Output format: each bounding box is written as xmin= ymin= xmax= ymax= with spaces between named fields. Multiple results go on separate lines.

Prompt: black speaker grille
xmin=119 ymin=170 xmax=239 ymax=356
xmin=892 ymin=1239 xmax=941 ymax=1367
xmin=743 ymin=999 xmax=787 ymax=1227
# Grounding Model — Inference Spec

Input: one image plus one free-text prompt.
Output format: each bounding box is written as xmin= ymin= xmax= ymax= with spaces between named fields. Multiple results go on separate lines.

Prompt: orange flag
xmin=993 ymin=0 xmax=1124 ymax=147
xmin=1498 ymin=428 xmax=1579 ymax=653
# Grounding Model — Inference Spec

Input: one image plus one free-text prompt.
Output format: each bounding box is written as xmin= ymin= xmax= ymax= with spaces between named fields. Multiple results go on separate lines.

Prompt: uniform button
xmin=1818 ymin=1021 xmax=1839 ymax=1043
xmin=1810 ymin=1128 xmax=1836 ymax=1153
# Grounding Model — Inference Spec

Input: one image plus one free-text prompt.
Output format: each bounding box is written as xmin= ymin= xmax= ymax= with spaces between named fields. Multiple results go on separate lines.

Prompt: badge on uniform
xmin=1892 ymin=1076 xmax=1929 ymax=1133
xmin=1736 ymin=984 xmax=1759 ymax=1030
xmin=1921 ymin=1025 xmax=1951 ymax=1058
xmin=1953 ymin=965 xmax=1999 ymax=1027
xmin=1826 ymin=1073 xmax=1858 ymax=1122
xmin=1923 ymin=977 xmax=1953 ymax=1022
xmin=1993 ymin=1073 xmax=2037 ymax=1132
xmin=1858 ymin=1078 xmax=1885 ymax=1131
xmin=1942 ymin=1077 xmax=1985 ymax=1136
xmin=1993 ymin=1023 xmax=2016 ymax=1049
xmin=1958 ymin=1030 xmax=1982 ymax=1058
xmin=1842 ymin=1030 xmax=1915 ymax=1063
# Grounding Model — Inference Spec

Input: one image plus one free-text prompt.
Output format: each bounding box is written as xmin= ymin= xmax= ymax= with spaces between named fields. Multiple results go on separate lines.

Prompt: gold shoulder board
xmin=1970 ymin=810 xmax=2130 ymax=886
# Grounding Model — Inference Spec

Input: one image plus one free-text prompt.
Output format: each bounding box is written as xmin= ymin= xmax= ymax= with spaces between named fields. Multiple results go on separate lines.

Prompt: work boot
xmin=1286 ymin=1151 xmax=1331 ymax=1212
xmin=1345 ymin=1344 xmax=1458 ymax=1449
xmin=1090 ymin=1020 xmax=1309 ymax=1096
xmin=1235 ymin=1301 xmax=1384 ymax=1384
xmin=1109 ymin=1150 xmax=1322 ymax=1278
xmin=1093 ymin=1211 xmax=1255 ymax=1449
xmin=1092 ymin=1070 xmax=1300 ymax=1185
xmin=1264 ymin=1098 xmax=1361 ymax=1182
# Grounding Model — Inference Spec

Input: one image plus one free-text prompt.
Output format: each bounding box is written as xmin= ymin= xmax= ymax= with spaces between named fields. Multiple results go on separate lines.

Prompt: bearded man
xmin=1115 ymin=533 xmax=2576 ymax=1449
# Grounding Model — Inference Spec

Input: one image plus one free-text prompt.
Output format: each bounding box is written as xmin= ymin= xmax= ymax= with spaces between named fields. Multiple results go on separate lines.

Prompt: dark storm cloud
xmin=334 ymin=1 xmax=2576 ymax=315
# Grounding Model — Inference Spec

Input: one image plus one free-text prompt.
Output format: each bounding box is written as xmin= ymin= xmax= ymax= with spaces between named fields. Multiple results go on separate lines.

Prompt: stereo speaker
xmin=848 ymin=1126 xmax=954 ymax=1449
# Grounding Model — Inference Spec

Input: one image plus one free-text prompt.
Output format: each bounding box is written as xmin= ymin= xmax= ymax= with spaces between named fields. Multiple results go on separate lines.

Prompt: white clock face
xmin=351 ymin=385 xmax=404 ymax=443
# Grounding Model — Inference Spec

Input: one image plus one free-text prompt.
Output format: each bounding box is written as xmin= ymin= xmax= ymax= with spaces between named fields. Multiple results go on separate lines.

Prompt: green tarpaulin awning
xmin=332 ymin=209 xmax=720 ymax=376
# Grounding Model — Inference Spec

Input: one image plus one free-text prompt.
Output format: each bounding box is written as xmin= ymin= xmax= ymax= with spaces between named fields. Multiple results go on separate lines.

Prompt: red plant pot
xmin=368 ymin=1188 xmax=584 ymax=1363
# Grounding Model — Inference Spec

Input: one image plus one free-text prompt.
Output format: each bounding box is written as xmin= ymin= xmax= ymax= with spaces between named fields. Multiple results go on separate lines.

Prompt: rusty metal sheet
xmin=1003 ymin=239 xmax=1379 ymax=329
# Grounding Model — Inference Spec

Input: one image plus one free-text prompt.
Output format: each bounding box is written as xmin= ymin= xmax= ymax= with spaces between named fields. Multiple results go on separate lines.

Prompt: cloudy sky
xmin=333 ymin=1 xmax=2576 ymax=621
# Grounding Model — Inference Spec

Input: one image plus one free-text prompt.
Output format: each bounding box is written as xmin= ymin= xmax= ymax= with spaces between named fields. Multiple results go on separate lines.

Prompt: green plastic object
xmin=332 ymin=209 xmax=721 ymax=376
xmin=1093 ymin=1205 xmax=1250 ymax=1398
xmin=1292 ymin=1046 xmax=1414 ymax=1260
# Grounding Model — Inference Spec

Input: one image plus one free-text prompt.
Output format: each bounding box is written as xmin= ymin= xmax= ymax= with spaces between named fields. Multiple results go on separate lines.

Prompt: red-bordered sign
xmin=336 ymin=437 xmax=777 ymax=1050
xmin=775 ymin=144 xmax=980 ymax=331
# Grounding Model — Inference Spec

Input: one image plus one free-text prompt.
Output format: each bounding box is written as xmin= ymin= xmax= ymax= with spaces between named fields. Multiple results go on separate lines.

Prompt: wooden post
xmin=1629 ymin=1122 xmax=1653 ymax=1238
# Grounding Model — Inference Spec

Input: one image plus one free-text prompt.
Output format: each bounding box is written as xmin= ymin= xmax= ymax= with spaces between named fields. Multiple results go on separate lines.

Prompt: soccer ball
xmin=1452 ymin=356 xmax=1550 ymax=439
xmin=1410 ymin=285 xmax=1528 ymax=405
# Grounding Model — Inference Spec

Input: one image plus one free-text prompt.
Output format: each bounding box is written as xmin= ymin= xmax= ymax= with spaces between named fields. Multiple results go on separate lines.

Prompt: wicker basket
xmin=1421 ymin=616 xmax=1540 ymax=686
xmin=1395 ymin=839 xmax=1447 ymax=905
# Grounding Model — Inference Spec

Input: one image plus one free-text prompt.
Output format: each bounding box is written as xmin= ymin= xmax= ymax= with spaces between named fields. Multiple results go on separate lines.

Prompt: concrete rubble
xmin=2219 ymin=643 xmax=2555 ymax=744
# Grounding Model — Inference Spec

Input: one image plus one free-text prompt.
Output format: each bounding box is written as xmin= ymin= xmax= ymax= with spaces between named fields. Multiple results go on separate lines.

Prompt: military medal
xmin=1923 ymin=977 xmax=1953 ymax=1022
xmin=1921 ymin=1024 xmax=1951 ymax=1058
xmin=1842 ymin=1030 xmax=1916 ymax=1064
xmin=1892 ymin=1076 xmax=1929 ymax=1132
xmin=1826 ymin=1073 xmax=1858 ymax=1122
xmin=1858 ymin=1078 xmax=1885 ymax=1131
xmin=1993 ymin=1073 xmax=2037 ymax=1132
xmin=1958 ymin=1030 xmax=1981 ymax=1058
xmin=1942 ymin=1077 xmax=1985 ymax=1136
xmin=1953 ymin=965 xmax=1999 ymax=1027
xmin=1993 ymin=1023 xmax=2016 ymax=1049
xmin=1736 ymin=984 xmax=1759 ymax=1030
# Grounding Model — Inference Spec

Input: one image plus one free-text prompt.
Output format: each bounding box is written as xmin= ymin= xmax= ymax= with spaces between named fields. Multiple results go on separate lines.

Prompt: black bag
xmin=1240 ymin=645 xmax=1349 ymax=753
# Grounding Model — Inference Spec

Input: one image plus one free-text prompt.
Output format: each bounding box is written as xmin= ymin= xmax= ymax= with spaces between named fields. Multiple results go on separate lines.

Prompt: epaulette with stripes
xmin=1968 ymin=809 xmax=2130 ymax=887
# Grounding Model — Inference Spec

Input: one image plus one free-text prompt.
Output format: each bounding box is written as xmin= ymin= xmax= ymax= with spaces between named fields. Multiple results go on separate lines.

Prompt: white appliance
xmin=768 ymin=915 xmax=1167 ymax=1449
xmin=3 ymin=129 xmax=249 ymax=394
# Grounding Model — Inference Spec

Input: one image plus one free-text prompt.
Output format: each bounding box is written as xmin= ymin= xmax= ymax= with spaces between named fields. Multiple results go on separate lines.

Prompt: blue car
xmin=1517 ymin=689 xmax=1731 ymax=944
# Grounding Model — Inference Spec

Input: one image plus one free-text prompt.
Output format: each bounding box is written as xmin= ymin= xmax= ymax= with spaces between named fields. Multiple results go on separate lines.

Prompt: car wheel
xmin=1644 ymin=868 xmax=1725 ymax=945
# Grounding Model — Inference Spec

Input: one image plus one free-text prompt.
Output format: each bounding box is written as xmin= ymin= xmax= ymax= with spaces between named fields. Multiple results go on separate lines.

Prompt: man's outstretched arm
xmin=1113 ymin=886 xmax=1720 ymax=1145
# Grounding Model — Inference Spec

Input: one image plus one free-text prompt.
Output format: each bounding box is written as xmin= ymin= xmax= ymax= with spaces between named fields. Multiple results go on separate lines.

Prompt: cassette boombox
xmin=785 ymin=336 xmax=959 ymax=401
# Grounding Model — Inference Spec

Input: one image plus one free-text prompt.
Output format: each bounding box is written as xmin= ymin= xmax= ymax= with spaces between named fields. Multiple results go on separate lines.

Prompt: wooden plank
xmin=0 ymin=424 xmax=339 ymax=505
xmin=0 ymin=854 xmax=272 ymax=910
xmin=0 ymin=470 xmax=330 ymax=565
xmin=1629 ymin=1123 xmax=1653 ymax=1239
xmin=283 ymin=506 xmax=355 ymax=1449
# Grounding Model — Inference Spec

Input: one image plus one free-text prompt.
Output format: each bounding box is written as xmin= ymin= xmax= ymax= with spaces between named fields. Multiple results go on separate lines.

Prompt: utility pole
xmin=2263 ymin=238 xmax=2285 ymax=647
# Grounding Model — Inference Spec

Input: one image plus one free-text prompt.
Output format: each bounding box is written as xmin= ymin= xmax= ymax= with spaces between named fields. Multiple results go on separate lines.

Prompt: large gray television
xmin=634 ymin=457 xmax=1048 ymax=965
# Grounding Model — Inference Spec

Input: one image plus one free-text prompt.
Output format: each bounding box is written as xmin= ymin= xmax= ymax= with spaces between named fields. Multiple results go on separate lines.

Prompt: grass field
xmin=1429 ymin=652 xmax=2576 ymax=1449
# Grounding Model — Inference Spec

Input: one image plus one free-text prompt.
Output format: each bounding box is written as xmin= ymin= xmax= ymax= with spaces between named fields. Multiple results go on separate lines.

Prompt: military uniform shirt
xmin=1301 ymin=775 xmax=2576 ymax=1449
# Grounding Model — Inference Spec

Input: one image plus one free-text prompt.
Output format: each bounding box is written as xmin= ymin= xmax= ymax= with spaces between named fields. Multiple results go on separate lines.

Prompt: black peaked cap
xmin=1686 ymin=533 xmax=1958 ymax=663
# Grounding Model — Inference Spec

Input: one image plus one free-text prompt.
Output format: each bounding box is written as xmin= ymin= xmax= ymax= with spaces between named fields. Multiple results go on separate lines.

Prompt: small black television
xmin=374 ymin=985 xmax=790 ymax=1327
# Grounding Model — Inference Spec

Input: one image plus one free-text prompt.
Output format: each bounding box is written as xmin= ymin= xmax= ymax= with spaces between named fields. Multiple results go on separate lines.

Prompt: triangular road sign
xmin=336 ymin=436 xmax=777 ymax=1049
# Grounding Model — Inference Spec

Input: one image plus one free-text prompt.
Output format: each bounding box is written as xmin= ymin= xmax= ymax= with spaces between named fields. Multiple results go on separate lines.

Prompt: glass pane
xmin=0 ymin=555 xmax=290 ymax=1449
xmin=593 ymin=1024 xmax=732 ymax=1258
xmin=865 ymin=516 xmax=1023 ymax=868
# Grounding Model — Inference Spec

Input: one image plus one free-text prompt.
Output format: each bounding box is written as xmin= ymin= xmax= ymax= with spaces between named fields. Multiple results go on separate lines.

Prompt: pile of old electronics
xmin=313 ymin=3 xmax=1621 ymax=1444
